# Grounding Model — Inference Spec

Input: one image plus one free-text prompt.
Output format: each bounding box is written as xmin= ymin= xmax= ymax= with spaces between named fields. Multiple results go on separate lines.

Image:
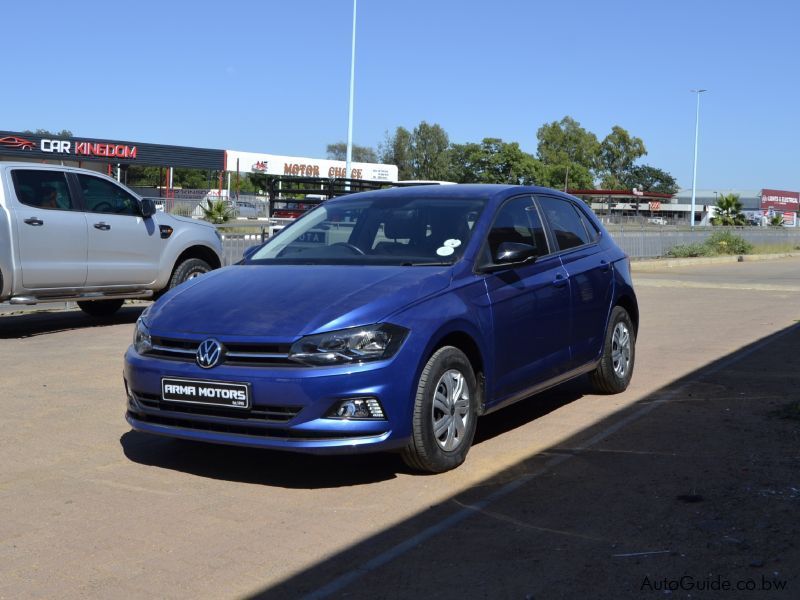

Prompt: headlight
xmin=133 ymin=317 xmax=152 ymax=355
xmin=289 ymin=323 xmax=408 ymax=366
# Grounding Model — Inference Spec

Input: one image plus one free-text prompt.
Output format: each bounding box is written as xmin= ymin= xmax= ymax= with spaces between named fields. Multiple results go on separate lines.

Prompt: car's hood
xmin=146 ymin=265 xmax=452 ymax=338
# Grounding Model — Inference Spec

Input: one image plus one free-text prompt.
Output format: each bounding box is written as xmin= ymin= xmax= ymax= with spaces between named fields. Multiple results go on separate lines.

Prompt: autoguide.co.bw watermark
xmin=641 ymin=574 xmax=788 ymax=593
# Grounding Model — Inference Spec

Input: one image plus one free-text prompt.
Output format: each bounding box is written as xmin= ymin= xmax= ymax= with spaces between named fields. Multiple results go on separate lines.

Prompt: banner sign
xmin=0 ymin=131 xmax=224 ymax=169
xmin=225 ymin=150 xmax=398 ymax=182
xmin=760 ymin=189 xmax=799 ymax=212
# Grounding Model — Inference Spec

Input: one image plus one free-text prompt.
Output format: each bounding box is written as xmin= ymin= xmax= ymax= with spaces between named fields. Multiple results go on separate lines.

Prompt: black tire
xmin=401 ymin=346 xmax=478 ymax=473
xmin=168 ymin=258 xmax=212 ymax=290
xmin=77 ymin=299 xmax=124 ymax=317
xmin=590 ymin=306 xmax=636 ymax=394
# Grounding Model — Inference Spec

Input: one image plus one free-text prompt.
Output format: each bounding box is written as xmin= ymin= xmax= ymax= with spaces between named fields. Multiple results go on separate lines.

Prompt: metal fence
xmin=608 ymin=226 xmax=800 ymax=258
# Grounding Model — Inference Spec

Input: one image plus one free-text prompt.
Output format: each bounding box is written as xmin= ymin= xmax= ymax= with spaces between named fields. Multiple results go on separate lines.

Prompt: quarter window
xmin=78 ymin=174 xmax=140 ymax=216
xmin=538 ymin=196 xmax=592 ymax=250
xmin=11 ymin=170 xmax=74 ymax=211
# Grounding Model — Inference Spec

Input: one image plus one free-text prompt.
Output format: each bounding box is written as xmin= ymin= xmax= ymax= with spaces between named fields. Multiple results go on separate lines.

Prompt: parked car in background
xmin=647 ymin=217 xmax=668 ymax=226
xmin=0 ymin=163 xmax=224 ymax=316
xmin=125 ymin=184 xmax=638 ymax=472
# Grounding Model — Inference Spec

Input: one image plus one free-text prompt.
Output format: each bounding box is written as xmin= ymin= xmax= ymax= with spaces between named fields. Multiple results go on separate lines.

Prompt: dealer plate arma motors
xmin=124 ymin=184 xmax=638 ymax=473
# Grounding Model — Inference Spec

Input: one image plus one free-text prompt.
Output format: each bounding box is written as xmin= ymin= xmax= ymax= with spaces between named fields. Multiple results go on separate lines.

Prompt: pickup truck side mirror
xmin=139 ymin=198 xmax=156 ymax=218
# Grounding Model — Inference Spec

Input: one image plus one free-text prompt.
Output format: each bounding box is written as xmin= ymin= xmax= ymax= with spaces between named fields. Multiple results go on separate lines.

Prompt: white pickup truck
xmin=0 ymin=162 xmax=224 ymax=316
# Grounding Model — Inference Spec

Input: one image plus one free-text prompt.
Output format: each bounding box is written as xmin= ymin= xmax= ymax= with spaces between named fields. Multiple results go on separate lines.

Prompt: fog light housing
xmin=327 ymin=397 xmax=385 ymax=420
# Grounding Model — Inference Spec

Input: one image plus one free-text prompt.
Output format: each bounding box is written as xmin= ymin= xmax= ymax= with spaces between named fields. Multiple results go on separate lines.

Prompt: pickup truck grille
xmin=149 ymin=336 xmax=296 ymax=367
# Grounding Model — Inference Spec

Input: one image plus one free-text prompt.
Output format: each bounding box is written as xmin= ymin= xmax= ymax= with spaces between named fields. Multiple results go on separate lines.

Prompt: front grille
xmin=133 ymin=390 xmax=301 ymax=422
xmin=149 ymin=336 xmax=297 ymax=367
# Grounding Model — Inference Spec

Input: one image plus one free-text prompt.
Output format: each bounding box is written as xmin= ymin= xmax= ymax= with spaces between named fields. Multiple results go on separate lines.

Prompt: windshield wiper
xmin=401 ymin=261 xmax=452 ymax=266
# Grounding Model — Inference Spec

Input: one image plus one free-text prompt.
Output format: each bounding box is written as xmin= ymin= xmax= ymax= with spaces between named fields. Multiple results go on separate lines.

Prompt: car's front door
xmin=76 ymin=174 xmax=160 ymax=287
xmin=482 ymin=195 xmax=571 ymax=405
xmin=10 ymin=169 xmax=88 ymax=289
xmin=537 ymin=195 xmax=614 ymax=369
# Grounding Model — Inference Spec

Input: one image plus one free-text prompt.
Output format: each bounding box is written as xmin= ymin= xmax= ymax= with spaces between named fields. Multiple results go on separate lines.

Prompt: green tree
xmin=379 ymin=126 xmax=414 ymax=179
xmin=380 ymin=121 xmax=451 ymax=180
xmin=24 ymin=128 xmax=73 ymax=137
xmin=536 ymin=116 xmax=599 ymax=190
xmin=711 ymin=193 xmax=746 ymax=226
xmin=598 ymin=126 xmax=646 ymax=188
xmin=450 ymin=138 xmax=541 ymax=184
xmin=199 ymin=199 xmax=233 ymax=224
xmin=326 ymin=142 xmax=378 ymax=163
xmin=768 ymin=214 xmax=784 ymax=227
xmin=410 ymin=121 xmax=450 ymax=180
xmin=621 ymin=165 xmax=679 ymax=195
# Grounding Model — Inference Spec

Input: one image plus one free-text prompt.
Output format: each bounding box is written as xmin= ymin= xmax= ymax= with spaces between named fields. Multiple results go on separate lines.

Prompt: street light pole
xmin=345 ymin=0 xmax=357 ymax=187
xmin=690 ymin=89 xmax=707 ymax=227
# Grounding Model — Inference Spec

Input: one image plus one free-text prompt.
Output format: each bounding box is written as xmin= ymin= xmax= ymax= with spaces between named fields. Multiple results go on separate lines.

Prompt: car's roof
xmin=333 ymin=183 xmax=576 ymax=205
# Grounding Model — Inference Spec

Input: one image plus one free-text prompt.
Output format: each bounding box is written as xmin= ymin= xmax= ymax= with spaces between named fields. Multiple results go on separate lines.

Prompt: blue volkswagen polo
xmin=124 ymin=184 xmax=638 ymax=472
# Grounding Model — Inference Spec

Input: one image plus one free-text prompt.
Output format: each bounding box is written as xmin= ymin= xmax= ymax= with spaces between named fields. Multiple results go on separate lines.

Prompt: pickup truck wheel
xmin=77 ymin=299 xmax=124 ymax=317
xmin=168 ymin=258 xmax=212 ymax=290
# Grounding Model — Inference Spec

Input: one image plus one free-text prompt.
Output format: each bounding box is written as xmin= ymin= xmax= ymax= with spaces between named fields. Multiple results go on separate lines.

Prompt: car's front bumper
xmin=123 ymin=347 xmax=416 ymax=454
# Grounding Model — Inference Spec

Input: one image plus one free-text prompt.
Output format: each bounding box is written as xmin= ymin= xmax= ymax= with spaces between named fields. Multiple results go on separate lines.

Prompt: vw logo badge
xmin=196 ymin=338 xmax=223 ymax=369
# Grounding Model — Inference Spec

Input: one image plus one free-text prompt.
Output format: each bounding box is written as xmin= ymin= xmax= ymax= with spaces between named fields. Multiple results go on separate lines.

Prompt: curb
xmin=632 ymin=252 xmax=800 ymax=271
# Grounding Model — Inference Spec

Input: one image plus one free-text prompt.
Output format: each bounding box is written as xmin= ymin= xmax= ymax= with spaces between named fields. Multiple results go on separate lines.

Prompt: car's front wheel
xmin=401 ymin=346 xmax=478 ymax=473
xmin=590 ymin=306 xmax=636 ymax=394
xmin=77 ymin=299 xmax=124 ymax=317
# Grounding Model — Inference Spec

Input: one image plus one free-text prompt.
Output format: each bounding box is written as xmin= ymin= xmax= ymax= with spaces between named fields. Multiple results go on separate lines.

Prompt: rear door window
xmin=11 ymin=170 xmax=75 ymax=211
xmin=537 ymin=196 xmax=592 ymax=251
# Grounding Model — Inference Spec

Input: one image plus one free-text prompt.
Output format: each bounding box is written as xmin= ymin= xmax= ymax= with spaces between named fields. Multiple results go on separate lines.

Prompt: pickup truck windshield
xmin=249 ymin=195 xmax=486 ymax=266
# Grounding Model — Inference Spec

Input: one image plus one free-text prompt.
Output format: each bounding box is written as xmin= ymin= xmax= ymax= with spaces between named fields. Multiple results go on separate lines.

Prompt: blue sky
xmin=5 ymin=0 xmax=799 ymax=190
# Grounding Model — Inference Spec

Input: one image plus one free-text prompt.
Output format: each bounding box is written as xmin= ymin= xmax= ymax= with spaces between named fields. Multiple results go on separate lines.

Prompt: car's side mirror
xmin=139 ymin=197 xmax=156 ymax=218
xmin=480 ymin=242 xmax=538 ymax=273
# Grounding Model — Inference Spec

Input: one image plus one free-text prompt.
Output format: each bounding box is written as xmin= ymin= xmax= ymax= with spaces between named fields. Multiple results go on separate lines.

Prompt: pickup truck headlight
xmin=133 ymin=317 xmax=152 ymax=355
xmin=289 ymin=324 xmax=408 ymax=366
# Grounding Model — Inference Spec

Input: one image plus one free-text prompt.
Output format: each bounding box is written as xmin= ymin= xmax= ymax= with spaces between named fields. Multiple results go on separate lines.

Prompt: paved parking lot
xmin=1 ymin=258 xmax=798 ymax=599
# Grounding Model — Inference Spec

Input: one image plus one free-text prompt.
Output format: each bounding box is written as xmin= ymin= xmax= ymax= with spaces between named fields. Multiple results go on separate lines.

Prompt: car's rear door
xmin=536 ymin=195 xmax=614 ymax=369
xmin=75 ymin=173 xmax=160 ymax=286
xmin=9 ymin=168 xmax=88 ymax=289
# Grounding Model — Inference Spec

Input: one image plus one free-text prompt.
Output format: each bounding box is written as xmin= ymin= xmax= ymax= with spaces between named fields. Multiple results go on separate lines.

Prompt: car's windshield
xmin=249 ymin=194 xmax=486 ymax=266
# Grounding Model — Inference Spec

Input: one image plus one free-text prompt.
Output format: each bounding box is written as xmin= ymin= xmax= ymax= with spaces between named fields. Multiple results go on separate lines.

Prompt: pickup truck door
xmin=9 ymin=169 xmax=88 ymax=289
xmin=75 ymin=174 xmax=160 ymax=286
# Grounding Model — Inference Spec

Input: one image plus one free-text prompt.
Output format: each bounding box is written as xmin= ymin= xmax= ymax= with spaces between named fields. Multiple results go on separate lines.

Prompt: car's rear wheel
xmin=401 ymin=346 xmax=478 ymax=473
xmin=77 ymin=299 xmax=125 ymax=317
xmin=590 ymin=306 xmax=635 ymax=394
xmin=168 ymin=258 xmax=212 ymax=290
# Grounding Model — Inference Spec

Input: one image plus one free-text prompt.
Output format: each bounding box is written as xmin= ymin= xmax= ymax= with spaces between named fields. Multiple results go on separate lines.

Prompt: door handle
xmin=24 ymin=218 xmax=44 ymax=226
xmin=552 ymin=273 xmax=568 ymax=288
xmin=94 ymin=222 xmax=111 ymax=231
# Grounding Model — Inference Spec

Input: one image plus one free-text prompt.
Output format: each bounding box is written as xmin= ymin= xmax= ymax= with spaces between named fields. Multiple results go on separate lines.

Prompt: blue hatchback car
xmin=124 ymin=184 xmax=638 ymax=472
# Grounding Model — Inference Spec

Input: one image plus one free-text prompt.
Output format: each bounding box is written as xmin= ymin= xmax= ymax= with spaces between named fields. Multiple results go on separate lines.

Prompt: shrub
xmin=667 ymin=243 xmax=713 ymax=258
xmin=667 ymin=230 xmax=753 ymax=258
xmin=705 ymin=230 xmax=753 ymax=255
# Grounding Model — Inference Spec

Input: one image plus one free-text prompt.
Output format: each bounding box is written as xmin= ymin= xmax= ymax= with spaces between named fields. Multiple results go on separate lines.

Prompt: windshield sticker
xmin=443 ymin=239 xmax=462 ymax=248
xmin=436 ymin=246 xmax=455 ymax=257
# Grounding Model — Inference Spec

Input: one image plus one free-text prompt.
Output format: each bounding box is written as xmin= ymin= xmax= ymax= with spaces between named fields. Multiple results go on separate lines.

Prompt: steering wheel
xmin=331 ymin=242 xmax=365 ymax=255
xmin=92 ymin=202 xmax=113 ymax=213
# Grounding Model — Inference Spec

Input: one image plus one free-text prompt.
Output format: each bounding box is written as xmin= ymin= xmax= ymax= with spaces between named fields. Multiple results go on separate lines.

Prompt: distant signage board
xmin=0 ymin=131 xmax=224 ymax=169
xmin=225 ymin=150 xmax=399 ymax=182
xmin=760 ymin=189 xmax=799 ymax=212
